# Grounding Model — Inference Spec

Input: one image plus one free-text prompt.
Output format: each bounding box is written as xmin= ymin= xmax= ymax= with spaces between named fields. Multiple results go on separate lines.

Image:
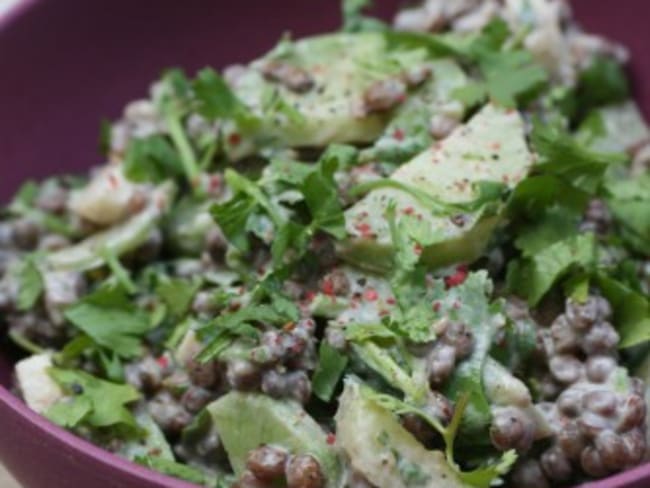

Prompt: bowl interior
xmin=0 ymin=1 xmax=649 ymax=487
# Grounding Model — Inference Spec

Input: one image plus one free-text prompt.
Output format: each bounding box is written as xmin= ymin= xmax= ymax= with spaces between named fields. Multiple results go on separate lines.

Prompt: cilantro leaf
xmin=444 ymin=19 xmax=547 ymax=108
xmin=596 ymin=274 xmax=650 ymax=349
xmin=135 ymin=456 xmax=211 ymax=485
xmin=47 ymin=368 xmax=141 ymax=434
xmin=452 ymin=82 xmax=488 ymax=109
xmin=193 ymin=68 xmax=258 ymax=130
xmin=123 ymin=135 xmax=184 ymax=183
xmin=507 ymin=233 xmax=598 ymax=306
xmin=302 ymin=148 xmax=348 ymax=240
xmin=513 ymin=207 xmax=580 ymax=257
xmin=577 ymin=56 xmax=629 ymax=112
xmin=197 ymin=305 xmax=290 ymax=363
xmin=478 ymin=49 xmax=548 ymax=108
xmin=604 ymin=174 xmax=650 ymax=255
xmin=531 ymin=121 xmax=627 ymax=195
xmin=155 ymin=70 xmax=200 ymax=183
xmin=156 ymin=276 xmax=202 ymax=319
xmin=102 ymin=248 xmax=138 ymax=294
xmin=225 ymin=169 xmax=285 ymax=225
xmin=352 ymin=341 xmax=426 ymax=401
xmin=15 ymin=256 xmax=44 ymax=310
xmin=211 ymin=194 xmax=258 ymax=253
xmin=270 ymin=220 xmax=310 ymax=268
xmin=261 ymin=86 xmax=306 ymax=125
xmin=384 ymin=204 xmax=438 ymax=343
xmin=507 ymin=174 xmax=590 ymax=219
xmin=64 ymin=284 xmax=151 ymax=358
xmin=458 ymin=450 xmax=518 ymax=488
xmin=312 ymin=343 xmax=349 ymax=402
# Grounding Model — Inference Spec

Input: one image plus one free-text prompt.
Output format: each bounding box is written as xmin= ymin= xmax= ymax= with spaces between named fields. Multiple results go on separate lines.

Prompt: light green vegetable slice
xmin=335 ymin=379 xmax=467 ymax=488
xmin=207 ymin=392 xmax=342 ymax=487
xmin=47 ymin=182 xmax=175 ymax=271
xmin=340 ymin=103 xmax=533 ymax=272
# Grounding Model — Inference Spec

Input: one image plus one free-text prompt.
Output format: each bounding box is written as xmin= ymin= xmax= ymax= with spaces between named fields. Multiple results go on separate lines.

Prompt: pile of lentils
xmin=511 ymin=295 xmax=647 ymax=487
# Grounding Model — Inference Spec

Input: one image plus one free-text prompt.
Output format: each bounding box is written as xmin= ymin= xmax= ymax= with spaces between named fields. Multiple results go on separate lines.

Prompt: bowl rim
xmin=2 ymin=382 xmax=650 ymax=488
xmin=0 ymin=7 xmax=200 ymax=485
xmin=0 ymin=0 xmax=37 ymax=30
xmin=0 ymin=384 xmax=199 ymax=488
xmin=1 ymin=1 xmax=650 ymax=487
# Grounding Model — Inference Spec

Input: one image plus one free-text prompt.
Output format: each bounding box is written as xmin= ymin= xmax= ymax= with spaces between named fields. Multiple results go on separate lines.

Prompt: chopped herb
xmin=15 ymin=256 xmax=44 ymax=310
xmin=312 ymin=343 xmax=349 ymax=402
xmin=47 ymin=368 xmax=141 ymax=434
xmin=64 ymin=283 xmax=152 ymax=358
xmin=577 ymin=56 xmax=629 ymax=113
xmin=135 ymin=456 xmax=210 ymax=485
xmin=123 ymin=134 xmax=184 ymax=183
xmin=507 ymin=233 xmax=598 ymax=306
xmin=604 ymin=174 xmax=650 ymax=255
xmin=530 ymin=120 xmax=627 ymax=195
xmin=156 ymin=276 xmax=202 ymax=319
xmin=193 ymin=67 xmax=259 ymax=130
xmin=596 ymin=273 xmax=650 ymax=349
xmin=197 ymin=304 xmax=289 ymax=363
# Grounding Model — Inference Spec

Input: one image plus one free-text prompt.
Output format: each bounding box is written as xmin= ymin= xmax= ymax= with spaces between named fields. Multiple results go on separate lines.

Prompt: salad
xmin=2 ymin=1 xmax=650 ymax=487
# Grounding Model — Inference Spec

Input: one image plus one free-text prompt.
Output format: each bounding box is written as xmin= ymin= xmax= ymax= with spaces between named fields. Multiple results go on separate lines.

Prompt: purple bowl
xmin=1 ymin=1 xmax=649 ymax=487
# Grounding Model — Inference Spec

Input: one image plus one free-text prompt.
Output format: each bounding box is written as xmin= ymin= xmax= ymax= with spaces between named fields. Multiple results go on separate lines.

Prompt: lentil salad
xmin=2 ymin=1 xmax=650 ymax=487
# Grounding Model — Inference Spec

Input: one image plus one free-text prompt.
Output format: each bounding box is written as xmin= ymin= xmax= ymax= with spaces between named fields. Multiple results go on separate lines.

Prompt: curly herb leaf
xmin=47 ymin=368 xmax=141 ymax=434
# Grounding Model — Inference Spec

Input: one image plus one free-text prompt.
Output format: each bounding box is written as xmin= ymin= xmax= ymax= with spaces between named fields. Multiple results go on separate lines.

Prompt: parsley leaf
xmin=453 ymin=82 xmax=488 ymax=109
xmin=156 ymin=276 xmax=202 ymax=319
xmin=507 ymin=174 xmax=590 ymax=219
xmin=46 ymin=368 xmax=140 ymax=434
xmin=211 ymin=193 xmax=258 ymax=253
xmin=15 ymin=256 xmax=44 ymax=310
xmin=596 ymin=273 xmax=650 ymax=349
xmin=123 ymin=135 xmax=184 ymax=183
xmin=443 ymin=19 xmax=547 ymax=108
xmin=157 ymin=70 xmax=200 ymax=183
xmin=301 ymin=147 xmax=348 ymax=240
xmin=458 ymin=450 xmax=518 ymax=488
xmin=477 ymin=50 xmax=547 ymax=108
xmin=64 ymin=284 xmax=151 ymax=358
xmin=213 ymin=145 xmax=353 ymax=269
xmin=604 ymin=174 xmax=650 ymax=255
xmin=197 ymin=305 xmax=289 ymax=363
xmin=531 ymin=121 xmax=627 ymax=195
xmin=135 ymin=456 xmax=211 ymax=485
xmin=513 ymin=207 xmax=581 ymax=257
xmin=312 ymin=342 xmax=349 ymax=402
xmin=102 ymin=248 xmax=138 ymax=294
xmin=507 ymin=233 xmax=598 ymax=306
xmin=193 ymin=68 xmax=258 ymax=130
xmin=577 ymin=56 xmax=629 ymax=112
xmin=384 ymin=204 xmax=438 ymax=343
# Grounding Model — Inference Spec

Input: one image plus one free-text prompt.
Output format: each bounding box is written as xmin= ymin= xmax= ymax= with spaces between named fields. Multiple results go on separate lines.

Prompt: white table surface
xmin=0 ymin=463 xmax=20 ymax=488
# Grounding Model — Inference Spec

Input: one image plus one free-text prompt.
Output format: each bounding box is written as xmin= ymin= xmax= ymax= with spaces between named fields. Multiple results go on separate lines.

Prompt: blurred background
xmin=1 ymin=0 xmax=649 ymax=201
